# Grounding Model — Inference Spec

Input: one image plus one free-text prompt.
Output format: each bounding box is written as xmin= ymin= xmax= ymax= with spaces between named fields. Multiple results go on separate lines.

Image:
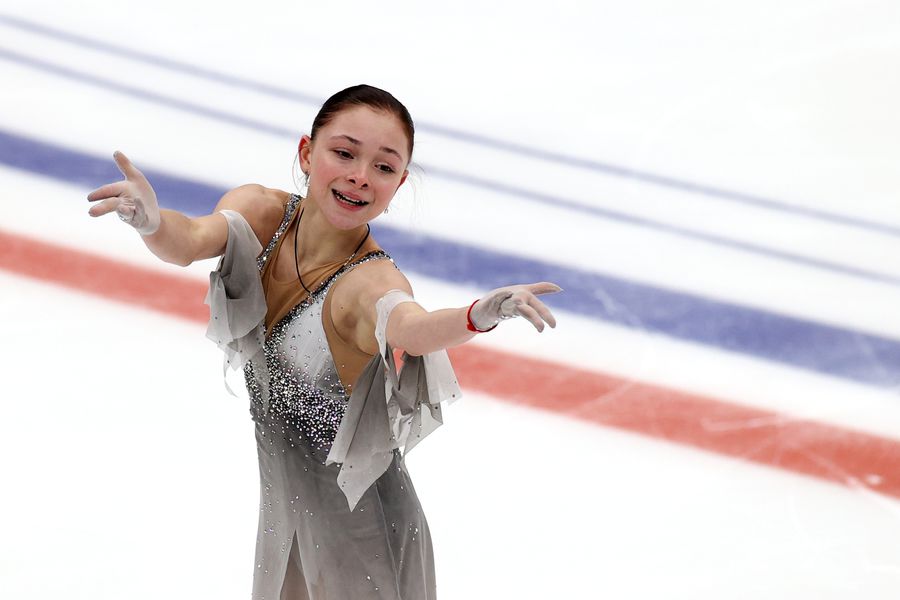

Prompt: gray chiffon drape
xmin=204 ymin=206 xmax=460 ymax=600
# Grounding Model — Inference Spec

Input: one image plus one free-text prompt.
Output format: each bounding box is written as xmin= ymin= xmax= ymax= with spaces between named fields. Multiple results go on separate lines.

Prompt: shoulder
xmin=214 ymin=184 xmax=291 ymax=247
xmin=329 ymin=254 xmax=414 ymax=355
xmin=330 ymin=252 xmax=413 ymax=321
xmin=339 ymin=253 xmax=411 ymax=300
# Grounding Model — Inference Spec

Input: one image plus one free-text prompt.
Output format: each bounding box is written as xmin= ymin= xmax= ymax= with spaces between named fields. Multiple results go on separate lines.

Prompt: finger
xmin=113 ymin=150 xmax=145 ymax=182
xmin=87 ymin=181 xmax=127 ymax=201
xmin=526 ymin=295 xmax=557 ymax=328
xmin=525 ymin=282 xmax=563 ymax=296
xmin=515 ymin=303 xmax=545 ymax=332
xmin=87 ymin=196 xmax=122 ymax=217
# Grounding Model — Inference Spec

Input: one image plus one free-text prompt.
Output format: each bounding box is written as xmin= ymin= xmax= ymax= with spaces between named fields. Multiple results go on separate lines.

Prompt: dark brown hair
xmin=310 ymin=84 xmax=415 ymax=162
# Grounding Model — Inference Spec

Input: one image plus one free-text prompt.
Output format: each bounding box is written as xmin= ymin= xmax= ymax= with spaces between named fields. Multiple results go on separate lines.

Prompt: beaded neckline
xmin=256 ymin=193 xmax=302 ymax=272
xmin=267 ymin=249 xmax=390 ymax=342
xmin=258 ymin=193 xmax=392 ymax=341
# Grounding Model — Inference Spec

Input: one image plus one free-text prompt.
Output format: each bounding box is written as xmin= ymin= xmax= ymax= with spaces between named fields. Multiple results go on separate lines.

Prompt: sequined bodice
xmin=206 ymin=204 xmax=446 ymax=599
xmin=243 ymin=195 xmax=390 ymax=456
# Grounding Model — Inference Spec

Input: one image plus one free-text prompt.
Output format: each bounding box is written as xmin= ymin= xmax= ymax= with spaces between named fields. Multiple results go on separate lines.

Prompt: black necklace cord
xmin=293 ymin=204 xmax=372 ymax=296
xmin=293 ymin=207 xmax=312 ymax=295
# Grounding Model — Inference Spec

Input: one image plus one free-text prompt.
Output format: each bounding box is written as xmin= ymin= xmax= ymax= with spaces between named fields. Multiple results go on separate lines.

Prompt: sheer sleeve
xmin=326 ymin=289 xmax=463 ymax=511
xmin=204 ymin=209 xmax=269 ymax=401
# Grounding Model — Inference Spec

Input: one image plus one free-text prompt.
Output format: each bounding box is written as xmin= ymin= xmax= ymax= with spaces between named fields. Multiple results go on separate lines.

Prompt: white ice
xmin=1 ymin=1 xmax=899 ymax=598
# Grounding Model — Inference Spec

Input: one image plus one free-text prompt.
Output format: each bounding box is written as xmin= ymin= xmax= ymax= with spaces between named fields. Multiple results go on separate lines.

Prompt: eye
xmin=377 ymin=164 xmax=396 ymax=174
xmin=334 ymin=149 xmax=353 ymax=159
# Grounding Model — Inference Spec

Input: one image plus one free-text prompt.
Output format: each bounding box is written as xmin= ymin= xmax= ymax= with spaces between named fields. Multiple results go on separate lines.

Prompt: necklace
xmin=293 ymin=204 xmax=371 ymax=295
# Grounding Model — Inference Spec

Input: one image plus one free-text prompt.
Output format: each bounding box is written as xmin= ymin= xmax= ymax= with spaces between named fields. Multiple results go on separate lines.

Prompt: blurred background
xmin=1 ymin=1 xmax=899 ymax=598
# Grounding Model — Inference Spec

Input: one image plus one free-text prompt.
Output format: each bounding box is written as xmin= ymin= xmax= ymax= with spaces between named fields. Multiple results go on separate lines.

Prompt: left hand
xmin=87 ymin=151 xmax=161 ymax=235
xmin=469 ymin=282 xmax=562 ymax=333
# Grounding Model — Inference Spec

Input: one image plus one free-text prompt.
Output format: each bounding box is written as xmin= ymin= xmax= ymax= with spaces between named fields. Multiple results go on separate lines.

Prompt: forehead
xmin=319 ymin=105 xmax=410 ymax=162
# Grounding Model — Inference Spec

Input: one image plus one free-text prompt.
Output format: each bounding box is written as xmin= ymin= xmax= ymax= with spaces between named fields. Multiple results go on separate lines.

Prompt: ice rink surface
xmin=1 ymin=1 xmax=899 ymax=598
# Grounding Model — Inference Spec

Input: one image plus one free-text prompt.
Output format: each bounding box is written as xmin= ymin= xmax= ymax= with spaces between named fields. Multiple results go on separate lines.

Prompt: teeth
xmin=334 ymin=190 xmax=366 ymax=206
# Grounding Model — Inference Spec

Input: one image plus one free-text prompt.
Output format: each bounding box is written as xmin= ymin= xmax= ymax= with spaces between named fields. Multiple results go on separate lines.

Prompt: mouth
xmin=332 ymin=189 xmax=369 ymax=207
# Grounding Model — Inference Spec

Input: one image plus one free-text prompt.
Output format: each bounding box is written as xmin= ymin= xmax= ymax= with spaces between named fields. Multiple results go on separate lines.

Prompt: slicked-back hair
xmin=310 ymin=84 xmax=414 ymax=162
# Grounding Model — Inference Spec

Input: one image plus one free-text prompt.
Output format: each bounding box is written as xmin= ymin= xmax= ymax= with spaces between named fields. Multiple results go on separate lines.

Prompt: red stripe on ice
xmin=1 ymin=228 xmax=208 ymax=321
xmin=448 ymin=345 xmax=900 ymax=498
xmin=3 ymin=228 xmax=898 ymax=499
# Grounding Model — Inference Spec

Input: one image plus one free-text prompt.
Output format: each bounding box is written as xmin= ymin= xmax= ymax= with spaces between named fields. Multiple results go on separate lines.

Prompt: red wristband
xmin=467 ymin=300 xmax=498 ymax=333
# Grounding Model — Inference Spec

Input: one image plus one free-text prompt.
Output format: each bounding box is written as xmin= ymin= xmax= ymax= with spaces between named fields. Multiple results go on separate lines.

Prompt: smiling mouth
xmin=333 ymin=189 xmax=369 ymax=207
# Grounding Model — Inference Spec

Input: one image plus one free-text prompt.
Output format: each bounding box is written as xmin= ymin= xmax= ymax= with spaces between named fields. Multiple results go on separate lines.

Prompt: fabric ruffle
xmin=204 ymin=209 xmax=270 ymax=405
xmin=204 ymin=216 xmax=462 ymax=511
xmin=327 ymin=290 xmax=462 ymax=511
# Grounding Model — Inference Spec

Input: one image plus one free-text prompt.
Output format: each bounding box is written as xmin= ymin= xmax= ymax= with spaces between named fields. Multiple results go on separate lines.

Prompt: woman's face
xmin=300 ymin=105 xmax=410 ymax=230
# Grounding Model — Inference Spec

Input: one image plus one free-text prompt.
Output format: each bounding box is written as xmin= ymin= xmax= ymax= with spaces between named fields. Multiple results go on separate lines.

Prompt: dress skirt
xmin=252 ymin=403 xmax=435 ymax=600
xmin=206 ymin=205 xmax=458 ymax=599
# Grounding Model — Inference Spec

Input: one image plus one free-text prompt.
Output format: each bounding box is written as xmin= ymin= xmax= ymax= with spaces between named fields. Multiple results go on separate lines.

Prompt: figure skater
xmin=87 ymin=84 xmax=560 ymax=599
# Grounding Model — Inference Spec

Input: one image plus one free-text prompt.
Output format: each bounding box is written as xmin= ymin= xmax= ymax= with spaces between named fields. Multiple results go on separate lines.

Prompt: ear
xmin=298 ymin=135 xmax=313 ymax=174
xmin=397 ymin=168 xmax=409 ymax=189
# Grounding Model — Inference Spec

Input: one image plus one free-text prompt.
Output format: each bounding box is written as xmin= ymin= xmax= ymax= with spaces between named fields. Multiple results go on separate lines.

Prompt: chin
xmin=328 ymin=210 xmax=374 ymax=231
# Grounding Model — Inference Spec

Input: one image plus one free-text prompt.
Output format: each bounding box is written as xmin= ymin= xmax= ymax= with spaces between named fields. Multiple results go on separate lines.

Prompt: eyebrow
xmin=330 ymin=134 xmax=404 ymax=161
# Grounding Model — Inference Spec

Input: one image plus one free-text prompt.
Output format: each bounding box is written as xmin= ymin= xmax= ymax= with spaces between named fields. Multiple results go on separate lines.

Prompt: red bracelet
xmin=466 ymin=300 xmax=498 ymax=333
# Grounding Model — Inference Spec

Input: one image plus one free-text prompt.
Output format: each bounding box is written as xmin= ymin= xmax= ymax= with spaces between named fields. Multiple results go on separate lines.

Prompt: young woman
xmin=87 ymin=85 xmax=560 ymax=599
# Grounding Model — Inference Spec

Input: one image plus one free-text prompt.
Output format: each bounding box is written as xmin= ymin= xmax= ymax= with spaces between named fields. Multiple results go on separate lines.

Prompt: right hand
xmin=87 ymin=151 xmax=161 ymax=235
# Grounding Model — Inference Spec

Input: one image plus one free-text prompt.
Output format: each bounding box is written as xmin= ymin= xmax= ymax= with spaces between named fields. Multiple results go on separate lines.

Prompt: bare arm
xmin=332 ymin=260 xmax=559 ymax=357
xmin=132 ymin=209 xmax=226 ymax=266
xmin=87 ymin=152 xmax=284 ymax=266
xmin=386 ymin=302 xmax=478 ymax=356
xmin=385 ymin=283 xmax=561 ymax=355
xmin=138 ymin=187 xmax=281 ymax=266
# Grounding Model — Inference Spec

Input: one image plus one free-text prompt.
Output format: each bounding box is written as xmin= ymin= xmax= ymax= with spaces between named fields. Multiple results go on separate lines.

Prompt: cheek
xmin=377 ymin=178 xmax=400 ymax=197
xmin=311 ymin=158 xmax=339 ymax=182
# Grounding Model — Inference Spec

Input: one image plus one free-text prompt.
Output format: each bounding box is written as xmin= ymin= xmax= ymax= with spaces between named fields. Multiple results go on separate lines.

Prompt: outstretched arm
xmin=386 ymin=282 xmax=561 ymax=356
xmin=333 ymin=261 xmax=561 ymax=357
xmin=86 ymin=151 xmax=283 ymax=266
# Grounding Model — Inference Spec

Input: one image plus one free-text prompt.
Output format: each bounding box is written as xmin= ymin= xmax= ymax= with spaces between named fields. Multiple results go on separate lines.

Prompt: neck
xmin=295 ymin=195 xmax=370 ymax=266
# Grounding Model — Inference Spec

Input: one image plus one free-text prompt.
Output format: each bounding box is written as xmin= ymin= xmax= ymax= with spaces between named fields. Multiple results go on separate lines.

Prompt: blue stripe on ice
xmin=2 ymin=44 xmax=900 ymax=289
xmin=2 ymin=128 xmax=899 ymax=388
xmin=3 ymin=12 xmax=900 ymax=239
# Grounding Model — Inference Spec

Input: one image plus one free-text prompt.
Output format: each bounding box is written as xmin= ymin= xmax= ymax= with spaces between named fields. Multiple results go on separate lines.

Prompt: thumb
xmin=113 ymin=150 xmax=144 ymax=182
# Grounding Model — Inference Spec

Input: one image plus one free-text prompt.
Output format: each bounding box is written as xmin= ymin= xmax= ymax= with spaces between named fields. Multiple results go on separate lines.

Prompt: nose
xmin=347 ymin=166 xmax=369 ymax=189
